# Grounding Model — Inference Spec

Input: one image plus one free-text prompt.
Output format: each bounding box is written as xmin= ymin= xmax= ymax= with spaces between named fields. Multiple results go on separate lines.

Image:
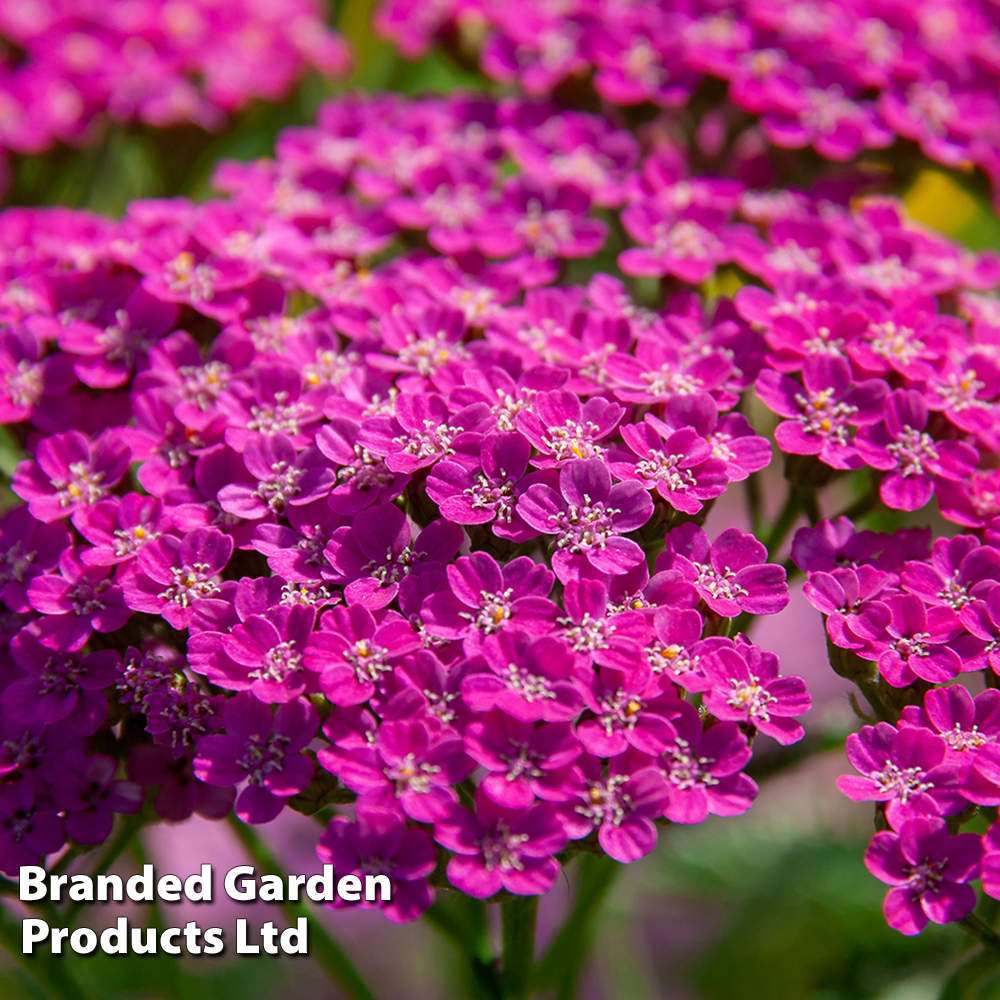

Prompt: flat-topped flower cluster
xmin=376 ymin=0 xmax=1000 ymax=207
xmin=0 ymin=88 xmax=997 ymax=933
xmin=0 ymin=0 xmax=349 ymax=162
xmin=0 ymin=92 xmax=823 ymax=922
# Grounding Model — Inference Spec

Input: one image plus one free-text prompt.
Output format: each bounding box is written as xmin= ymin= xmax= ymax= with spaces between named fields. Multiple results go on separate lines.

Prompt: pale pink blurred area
xmin=140 ymin=809 xmax=452 ymax=997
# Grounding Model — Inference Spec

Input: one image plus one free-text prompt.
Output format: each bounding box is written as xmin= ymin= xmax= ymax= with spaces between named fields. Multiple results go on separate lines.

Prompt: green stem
xmin=961 ymin=913 xmax=1000 ymax=952
xmin=424 ymin=898 xmax=501 ymax=1000
xmin=0 ymin=901 xmax=91 ymax=1000
xmin=227 ymin=814 xmax=379 ymax=1000
xmin=501 ymin=896 xmax=538 ymax=1000
xmin=856 ymin=677 xmax=899 ymax=725
xmin=764 ymin=489 xmax=806 ymax=562
xmin=62 ymin=811 xmax=147 ymax=927
xmin=744 ymin=472 xmax=763 ymax=537
xmin=535 ymin=854 xmax=621 ymax=1000
xmin=834 ymin=478 xmax=880 ymax=523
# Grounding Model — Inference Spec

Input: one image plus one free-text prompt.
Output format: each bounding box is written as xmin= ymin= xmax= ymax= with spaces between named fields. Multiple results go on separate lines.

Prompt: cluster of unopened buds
xmin=0 ymin=0 xmax=349 ymax=166
xmin=0 ymin=76 xmax=997 ymax=940
xmin=377 ymin=0 xmax=1000 ymax=209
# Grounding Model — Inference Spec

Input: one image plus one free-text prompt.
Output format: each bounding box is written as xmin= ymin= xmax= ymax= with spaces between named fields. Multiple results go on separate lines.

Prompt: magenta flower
xmin=701 ymin=640 xmax=811 ymax=745
xmin=619 ymin=203 xmax=734 ymax=284
xmin=838 ymin=723 xmax=965 ymax=829
xmin=337 ymin=719 xmax=473 ymax=822
xmin=855 ymin=390 xmax=979 ymax=511
xmin=317 ymin=809 xmax=437 ymax=923
xmin=435 ymin=789 xmax=568 ymax=898
xmin=660 ymin=700 xmax=757 ymax=824
xmin=220 ymin=603 xmax=318 ymax=703
xmin=900 ymin=687 xmax=1000 ymax=786
xmin=851 ymin=595 xmax=964 ymax=687
xmin=75 ymin=494 xmax=171 ymax=567
xmin=611 ymin=416 xmax=727 ymax=514
xmin=304 ymin=604 xmax=421 ymax=706
xmin=421 ymin=553 xmax=558 ymax=653
xmin=324 ymin=503 xmax=463 ymax=609
xmin=476 ymin=180 xmax=607 ymax=264
xmin=518 ymin=458 xmax=652 ymax=583
xmin=463 ymin=713 xmax=581 ymax=810
xmin=425 ymin=432 xmax=553 ymax=542
xmin=12 ymin=430 xmax=131 ymax=525
xmin=558 ymin=753 xmax=670 ymax=863
xmin=515 ymin=392 xmax=624 ymax=467
xmin=58 ymin=285 xmax=178 ymax=389
xmin=463 ymin=632 xmax=582 ymax=724
xmin=194 ymin=693 xmax=317 ymax=824
xmin=217 ymin=433 xmax=335 ymax=519
xmin=900 ymin=536 xmax=1000 ymax=612
xmin=756 ymin=355 xmax=888 ymax=469
xmin=121 ymin=526 xmax=234 ymax=629
xmin=658 ymin=523 xmax=789 ymax=617
xmin=27 ymin=548 xmax=130 ymax=651
xmin=866 ymin=818 xmax=981 ymax=936
xmin=359 ymin=393 xmax=490 ymax=474
xmin=959 ymin=588 xmax=1000 ymax=675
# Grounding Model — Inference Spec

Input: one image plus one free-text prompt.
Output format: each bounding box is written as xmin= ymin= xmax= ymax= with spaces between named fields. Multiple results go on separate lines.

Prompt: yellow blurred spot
xmin=904 ymin=170 xmax=977 ymax=236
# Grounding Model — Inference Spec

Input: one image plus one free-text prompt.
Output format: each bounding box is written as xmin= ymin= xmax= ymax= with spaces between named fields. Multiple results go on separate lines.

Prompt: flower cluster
xmin=0 ymin=91 xmax=829 ymax=916
xmin=799 ymin=517 xmax=1000 ymax=933
xmin=376 ymin=0 xmax=1000 ymax=207
xmin=0 ymin=0 xmax=349 ymax=165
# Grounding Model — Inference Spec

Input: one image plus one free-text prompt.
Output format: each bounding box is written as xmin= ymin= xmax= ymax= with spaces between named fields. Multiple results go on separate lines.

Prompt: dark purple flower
xmin=0 ymin=506 xmax=70 ymax=613
xmin=0 ymin=782 xmax=66 ymax=876
xmin=128 ymin=744 xmax=235 ymax=823
xmin=54 ymin=754 xmax=144 ymax=846
xmin=324 ymin=503 xmax=463 ymax=609
xmin=194 ymin=693 xmax=317 ymax=824
xmin=5 ymin=629 xmax=119 ymax=735
xmin=317 ymin=808 xmax=437 ymax=923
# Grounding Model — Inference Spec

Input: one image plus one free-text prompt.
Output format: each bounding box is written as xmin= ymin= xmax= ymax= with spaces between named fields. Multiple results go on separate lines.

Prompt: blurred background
xmin=0 ymin=1 xmax=999 ymax=997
